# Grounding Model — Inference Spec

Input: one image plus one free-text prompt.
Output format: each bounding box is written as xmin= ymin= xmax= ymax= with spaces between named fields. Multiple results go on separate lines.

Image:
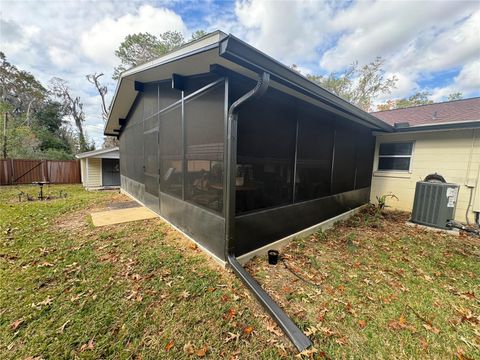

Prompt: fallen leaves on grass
xmin=422 ymin=323 xmax=440 ymax=334
xmin=37 ymin=261 xmax=54 ymax=268
xmin=38 ymin=296 xmax=53 ymax=306
xmin=10 ymin=319 xmax=23 ymax=330
xmin=243 ymin=326 xmax=254 ymax=336
xmin=456 ymin=347 xmax=474 ymax=360
xmin=225 ymin=332 xmax=240 ymax=344
xmin=183 ymin=342 xmax=194 ymax=355
xmin=58 ymin=320 xmax=70 ymax=334
xmin=225 ymin=308 xmax=236 ymax=321
xmin=388 ymin=315 xmax=416 ymax=333
xmin=165 ymin=340 xmax=174 ymax=352
xmin=266 ymin=322 xmax=283 ymax=337
xmin=358 ymin=320 xmax=367 ymax=329
xmin=296 ymin=346 xmax=318 ymax=358
xmin=420 ymin=337 xmax=429 ymax=351
xmin=79 ymin=338 xmax=94 ymax=352
xmin=182 ymin=342 xmax=208 ymax=357
xmin=195 ymin=345 xmax=208 ymax=357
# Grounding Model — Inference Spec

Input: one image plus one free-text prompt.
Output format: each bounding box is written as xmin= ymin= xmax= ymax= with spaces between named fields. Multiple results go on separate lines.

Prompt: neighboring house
xmin=76 ymin=147 xmax=120 ymax=190
xmin=370 ymin=97 xmax=480 ymax=224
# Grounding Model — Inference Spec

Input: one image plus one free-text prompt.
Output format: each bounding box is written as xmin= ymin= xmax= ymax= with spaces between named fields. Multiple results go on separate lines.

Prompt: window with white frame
xmin=377 ymin=142 xmax=413 ymax=171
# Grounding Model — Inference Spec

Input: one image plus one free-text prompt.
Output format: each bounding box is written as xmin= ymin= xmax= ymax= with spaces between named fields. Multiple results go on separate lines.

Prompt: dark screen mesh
xmin=119 ymin=133 xmax=127 ymax=177
xmin=160 ymin=104 xmax=182 ymax=198
xmin=236 ymin=89 xmax=296 ymax=213
xmin=144 ymin=130 xmax=159 ymax=196
xmin=184 ymin=82 xmax=224 ymax=213
xmin=123 ymin=95 xmax=144 ymax=182
xmin=331 ymin=123 xmax=357 ymax=194
xmin=295 ymin=104 xmax=334 ymax=202
xmin=126 ymin=96 xmax=143 ymax=127
xmin=143 ymin=83 xmax=158 ymax=131
xmin=158 ymin=82 xmax=182 ymax=112
xmin=355 ymin=128 xmax=375 ymax=188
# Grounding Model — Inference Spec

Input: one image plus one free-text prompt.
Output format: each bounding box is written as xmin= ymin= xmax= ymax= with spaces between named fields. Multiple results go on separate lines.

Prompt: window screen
xmin=236 ymin=89 xmax=296 ymax=213
xmin=378 ymin=142 xmax=413 ymax=171
xmin=160 ymin=104 xmax=183 ymax=198
xmin=295 ymin=105 xmax=334 ymax=202
xmin=184 ymin=82 xmax=224 ymax=213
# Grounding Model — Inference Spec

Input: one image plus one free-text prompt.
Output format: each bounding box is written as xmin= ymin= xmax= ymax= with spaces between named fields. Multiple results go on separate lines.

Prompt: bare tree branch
xmin=86 ymin=73 xmax=108 ymax=123
xmin=50 ymin=77 xmax=88 ymax=151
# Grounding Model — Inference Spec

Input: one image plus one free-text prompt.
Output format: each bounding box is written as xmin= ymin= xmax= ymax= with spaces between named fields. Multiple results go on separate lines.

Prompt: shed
xmin=104 ymin=31 xmax=393 ymax=351
xmin=76 ymin=147 xmax=120 ymax=189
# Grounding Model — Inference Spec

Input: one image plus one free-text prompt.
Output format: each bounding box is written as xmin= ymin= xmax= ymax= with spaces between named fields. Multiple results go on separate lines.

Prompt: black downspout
xmin=224 ymin=72 xmax=313 ymax=352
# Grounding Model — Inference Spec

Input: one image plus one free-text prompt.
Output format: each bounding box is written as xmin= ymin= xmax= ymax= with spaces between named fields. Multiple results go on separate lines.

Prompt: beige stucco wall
xmin=80 ymin=158 xmax=102 ymax=188
xmin=370 ymin=128 xmax=480 ymax=223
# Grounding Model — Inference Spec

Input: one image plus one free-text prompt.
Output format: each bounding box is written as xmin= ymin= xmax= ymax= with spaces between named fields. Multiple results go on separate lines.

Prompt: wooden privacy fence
xmin=0 ymin=159 xmax=81 ymax=185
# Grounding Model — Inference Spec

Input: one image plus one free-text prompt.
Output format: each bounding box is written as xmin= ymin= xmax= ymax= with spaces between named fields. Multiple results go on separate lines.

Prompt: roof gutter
xmin=394 ymin=121 xmax=480 ymax=133
xmin=219 ymin=35 xmax=393 ymax=133
xmin=224 ymin=72 xmax=313 ymax=352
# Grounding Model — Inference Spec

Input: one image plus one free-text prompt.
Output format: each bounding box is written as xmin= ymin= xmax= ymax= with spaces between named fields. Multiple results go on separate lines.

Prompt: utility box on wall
xmin=411 ymin=181 xmax=459 ymax=229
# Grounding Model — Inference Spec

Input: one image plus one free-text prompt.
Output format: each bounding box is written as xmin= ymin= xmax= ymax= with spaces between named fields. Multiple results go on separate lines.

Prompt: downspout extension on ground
xmin=223 ymin=72 xmax=313 ymax=352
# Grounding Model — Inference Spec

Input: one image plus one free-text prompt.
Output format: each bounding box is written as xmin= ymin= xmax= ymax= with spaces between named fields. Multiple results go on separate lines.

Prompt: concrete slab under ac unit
xmin=91 ymin=206 xmax=158 ymax=227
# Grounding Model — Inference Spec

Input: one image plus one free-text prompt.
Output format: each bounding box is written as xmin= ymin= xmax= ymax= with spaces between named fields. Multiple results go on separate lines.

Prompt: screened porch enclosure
xmin=119 ymin=73 xmax=375 ymax=260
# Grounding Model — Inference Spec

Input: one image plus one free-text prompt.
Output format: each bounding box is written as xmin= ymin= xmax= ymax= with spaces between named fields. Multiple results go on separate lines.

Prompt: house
xmin=103 ymin=31 xmax=394 ymax=351
xmin=76 ymin=147 xmax=120 ymax=190
xmin=370 ymin=97 xmax=480 ymax=225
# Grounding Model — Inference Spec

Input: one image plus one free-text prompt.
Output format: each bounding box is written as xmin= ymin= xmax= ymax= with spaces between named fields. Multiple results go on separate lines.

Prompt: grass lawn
xmin=0 ymin=185 xmax=284 ymax=359
xmin=1 ymin=185 xmax=479 ymax=359
xmin=247 ymin=207 xmax=480 ymax=359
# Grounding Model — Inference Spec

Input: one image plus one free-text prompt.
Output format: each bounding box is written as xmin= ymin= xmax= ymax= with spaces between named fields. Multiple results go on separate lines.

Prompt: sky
xmin=1 ymin=0 xmax=479 ymax=147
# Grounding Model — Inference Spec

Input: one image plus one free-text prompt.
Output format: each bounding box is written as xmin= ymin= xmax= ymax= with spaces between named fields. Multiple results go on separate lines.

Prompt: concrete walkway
xmin=91 ymin=206 xmax=157 ymax=227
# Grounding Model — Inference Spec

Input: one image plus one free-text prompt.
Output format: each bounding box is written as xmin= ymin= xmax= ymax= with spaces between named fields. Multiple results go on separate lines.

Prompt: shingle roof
xmin=371 ymin=97 xmax=480 ymax=127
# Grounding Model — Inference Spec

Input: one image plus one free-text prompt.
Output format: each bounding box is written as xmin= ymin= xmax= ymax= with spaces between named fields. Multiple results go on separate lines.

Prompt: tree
xmin=448 ymin=92 xmax=463 ymax=101
xmin=112 ymin=30 xmax=206 ymax=79
xmin=113 ymin=31 xmax=186 ymax=79
xmin=86 ymin=72 xmax=118 ymax=148
xmin=113 ymin=33 xmax=163 ymax=79
xmin=376 ymin=91 xmax=462 ymax=111
xmin=191 ymin=30 xmax=207 ymax=41
xmin=0 ymin=52 xmax=47 ymax=121
xmin=306 ymin=57 xmax=397 ymax=111
xmin=33 ymin=101 xmax=74 ymax=157
xmin=393 ymin=91 xmax=433 ymax=109
xmin=0 ymin=54 xmax=78 ymax=159
xmin=50 ymin=77 xmax=92 ymax=152
xmin=86 ymin=73 xmax=108 ymax=122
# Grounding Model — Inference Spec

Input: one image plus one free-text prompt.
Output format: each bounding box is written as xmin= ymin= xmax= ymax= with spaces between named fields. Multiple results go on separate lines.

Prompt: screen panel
xmin=184 ymin=82 xmax=225 ymax=213
xmin=331 ymin=122 xmax=357 ymax=195
xmin=160 ymin=104 xmax=183 ymax=198
xmin=355 ymin=128 xmax=375 ymax=188
xmin=236 ymin=88 xmax=296 ymax=213
xmin=295 ymin=104 xmax=334 ymax=202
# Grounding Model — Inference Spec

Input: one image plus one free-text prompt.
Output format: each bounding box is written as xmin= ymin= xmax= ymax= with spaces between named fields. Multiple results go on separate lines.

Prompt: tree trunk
xmin=2 ymin=112 xmax=7 ymax=159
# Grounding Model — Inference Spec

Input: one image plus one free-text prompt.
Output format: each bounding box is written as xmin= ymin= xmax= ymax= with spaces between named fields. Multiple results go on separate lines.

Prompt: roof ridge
xmin=371 ymin=96 xmax=480 ymax=114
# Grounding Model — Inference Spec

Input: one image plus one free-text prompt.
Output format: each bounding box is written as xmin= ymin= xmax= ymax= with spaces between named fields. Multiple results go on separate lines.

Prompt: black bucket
xmin=268 ymin=250 xmax=279 ymax=265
